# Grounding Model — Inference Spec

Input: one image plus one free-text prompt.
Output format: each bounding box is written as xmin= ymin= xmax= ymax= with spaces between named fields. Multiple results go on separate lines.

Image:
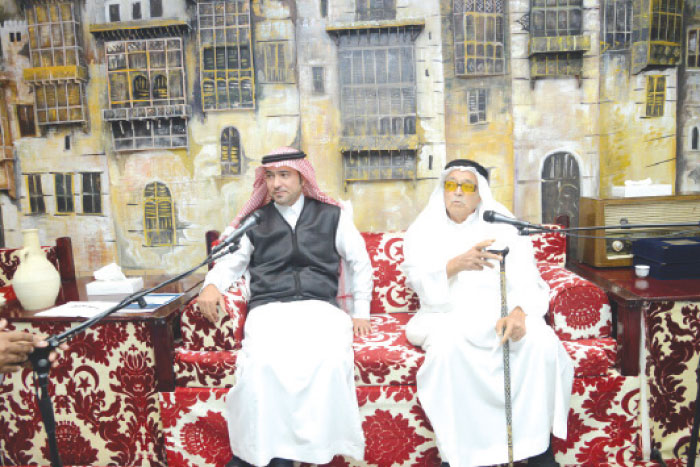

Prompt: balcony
xmin=103 ymin=103 xmax=191 ymax=122
xmin=23 ymin=65 xmax=87 ymax=83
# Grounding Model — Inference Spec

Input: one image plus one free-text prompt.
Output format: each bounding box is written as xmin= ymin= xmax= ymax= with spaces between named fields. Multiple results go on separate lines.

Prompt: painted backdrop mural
xmin=0 ymin=0 xmax=692 ymax=274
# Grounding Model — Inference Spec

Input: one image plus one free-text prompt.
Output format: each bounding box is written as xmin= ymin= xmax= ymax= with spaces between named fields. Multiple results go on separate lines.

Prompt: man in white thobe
xmin=197 ymin=147 xmax=373 ymax=467
xmin=402 ymin=159 xmax=573 ymax=467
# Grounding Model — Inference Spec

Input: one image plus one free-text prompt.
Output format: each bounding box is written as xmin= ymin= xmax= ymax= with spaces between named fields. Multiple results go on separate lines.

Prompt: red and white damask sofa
xmin=159 ymin=226 xmax=644 ymax=467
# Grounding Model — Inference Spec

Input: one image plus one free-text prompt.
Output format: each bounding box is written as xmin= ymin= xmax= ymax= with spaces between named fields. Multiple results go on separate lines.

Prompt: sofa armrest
xmin=181 ymin=278 xmax=248 ymax=351
xmin=538 ymin=263 xmax=612 ymax=341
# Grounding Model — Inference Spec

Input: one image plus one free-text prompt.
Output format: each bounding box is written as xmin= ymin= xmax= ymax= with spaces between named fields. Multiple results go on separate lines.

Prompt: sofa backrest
xmin=362 ymin=226 xmax=566 ymax=314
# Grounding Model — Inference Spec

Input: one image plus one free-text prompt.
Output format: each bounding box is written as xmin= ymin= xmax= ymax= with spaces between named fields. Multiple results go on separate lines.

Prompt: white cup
xmin=635 ymin=264 xmax=650 ymax=278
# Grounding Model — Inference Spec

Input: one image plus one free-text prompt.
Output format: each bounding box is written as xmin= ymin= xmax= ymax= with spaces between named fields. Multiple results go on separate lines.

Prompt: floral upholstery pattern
xmin=538 ymin=263 xmax=613 ymax=341
xmin=645 ymin=300 xmax=700 ymax=460
xmin=162 ymin=228 xmax=645 ymax=466
xmin=0 ymin=321 xmax=166 ymax=466
xmin=161 ymin=372 xmax=641 ymax=467
xmin=361 ymin=232 xmax=419 ymax=314
xmin=174 ymin=314 xmax=617 ymax=389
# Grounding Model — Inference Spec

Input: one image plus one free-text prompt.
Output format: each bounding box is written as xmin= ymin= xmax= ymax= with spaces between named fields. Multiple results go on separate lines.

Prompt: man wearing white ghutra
xmin=401 ymin=159 xmax=574 ymax=467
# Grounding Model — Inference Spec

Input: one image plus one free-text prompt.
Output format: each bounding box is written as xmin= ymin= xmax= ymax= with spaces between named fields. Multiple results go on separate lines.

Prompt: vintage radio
xmin=578 ymin=195 xmax=700 ymax=267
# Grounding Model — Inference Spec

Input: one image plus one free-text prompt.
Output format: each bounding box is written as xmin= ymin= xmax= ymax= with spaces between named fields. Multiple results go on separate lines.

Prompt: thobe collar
xmin=274 ymin=194 xmax=305 ymax=229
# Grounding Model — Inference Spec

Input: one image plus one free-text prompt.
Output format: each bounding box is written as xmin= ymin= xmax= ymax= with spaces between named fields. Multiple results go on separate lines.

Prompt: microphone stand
xmin=514 ymin=221 xmax=700 ymax=236
xmin=27 ymin=239 xmax=243 ymax=467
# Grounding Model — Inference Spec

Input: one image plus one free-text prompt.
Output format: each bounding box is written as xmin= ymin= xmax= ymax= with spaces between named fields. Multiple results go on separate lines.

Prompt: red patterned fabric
xmin=530 ymin=225 xmax=566 ymax=266
xmin=538 ymin=263 xmax=612 ymax=340
xmin=361 ymin=232 xmax=420 ymax=314
xmin=645 ymin=300 xmax=700 ymax=460
xmin=0 ymin=321 xmax=167 ymax=466
xmin=180 ymin=278 xmax=248 ymax=352
xmin=161 ymin=370 xmax=641 ymax=467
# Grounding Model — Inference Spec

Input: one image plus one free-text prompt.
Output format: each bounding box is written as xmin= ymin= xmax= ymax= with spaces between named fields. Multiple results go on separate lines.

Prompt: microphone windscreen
xmin=483 ymin=210 xmax=496 ymax=222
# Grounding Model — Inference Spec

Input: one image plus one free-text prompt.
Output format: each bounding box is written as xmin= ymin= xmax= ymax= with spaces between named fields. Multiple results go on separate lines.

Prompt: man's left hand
xmin=352 ymin=318 xmax=372 ymax=337
xmin=495 ymin=307 xmax=527 ymax=345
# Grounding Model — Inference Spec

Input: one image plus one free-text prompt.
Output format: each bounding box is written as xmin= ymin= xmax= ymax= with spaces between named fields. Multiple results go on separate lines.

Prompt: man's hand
xmin=353 ymin=318 xmax=372 ymax=337
xmin=0 ymin=319 xmax=68 ymax=374
xmin=446 ymin=239 xmax=502 ymax=278
xmin=495 ymin=307 xmax=527 ymax=346
xmin=197 ymin=284 xmax=225 ymax=324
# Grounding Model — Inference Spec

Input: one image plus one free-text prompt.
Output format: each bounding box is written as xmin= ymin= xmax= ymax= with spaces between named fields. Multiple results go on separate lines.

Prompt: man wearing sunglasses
xmin=401 ymin=159 xmax=573 ymax=467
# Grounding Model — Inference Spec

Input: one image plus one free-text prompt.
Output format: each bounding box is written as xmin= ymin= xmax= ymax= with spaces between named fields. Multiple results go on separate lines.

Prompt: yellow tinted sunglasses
xmin=444 ymin=180 xmax=476 ymax=193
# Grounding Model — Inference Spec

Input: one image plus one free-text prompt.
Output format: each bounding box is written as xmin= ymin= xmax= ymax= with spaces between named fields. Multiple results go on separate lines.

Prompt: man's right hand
xmin=446 ymin=239 xmax=502 ymax=278
xmin=197 ymin=284 xmax=226 ymax=324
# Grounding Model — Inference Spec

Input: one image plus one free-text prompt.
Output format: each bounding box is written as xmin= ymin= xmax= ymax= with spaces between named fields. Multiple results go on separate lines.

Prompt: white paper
xmin=35 ymin=301 xmax=119 ymax=318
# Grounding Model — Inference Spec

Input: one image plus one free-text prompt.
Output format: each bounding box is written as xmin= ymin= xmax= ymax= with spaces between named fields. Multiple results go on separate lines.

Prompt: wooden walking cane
xmin=489 ymin=246 xmax=513 ymax=467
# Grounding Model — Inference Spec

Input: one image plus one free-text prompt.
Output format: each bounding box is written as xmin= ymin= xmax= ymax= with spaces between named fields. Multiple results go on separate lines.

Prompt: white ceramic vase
xmin=11 ymin=229 xmax=61 ymax=311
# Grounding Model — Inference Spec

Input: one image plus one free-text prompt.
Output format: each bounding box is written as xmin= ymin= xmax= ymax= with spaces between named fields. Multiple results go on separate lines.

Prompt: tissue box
xmin=611 ymin=184 xmax=672 ymax=198
xmin=86 ymin=277 xmax=144 ymax=295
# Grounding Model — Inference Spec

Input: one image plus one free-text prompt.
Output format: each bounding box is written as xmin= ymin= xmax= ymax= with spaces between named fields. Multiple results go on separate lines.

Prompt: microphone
xmin=212 ymin=211 xmax=263 ymax=254
xmin=482 ymin=210 xmax=533 ymax=229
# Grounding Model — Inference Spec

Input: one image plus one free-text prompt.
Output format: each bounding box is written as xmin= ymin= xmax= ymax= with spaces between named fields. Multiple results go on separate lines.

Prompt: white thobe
xmin=403 ymin=211 xmax=574 ymax=467
xmin=203 ymin=196 xmax=372 ymax=466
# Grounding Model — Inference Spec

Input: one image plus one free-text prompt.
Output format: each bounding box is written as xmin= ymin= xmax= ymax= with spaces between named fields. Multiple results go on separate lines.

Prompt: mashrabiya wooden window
xmin=601 ymin=0 xmax=632 ymax=51
xmin=106 ymin=38 xmax=185 ymax=109
xmin=453 ymin=0 xmax=506 ymax=76
xmin=530 ymin=0 xmax=582 ymax=37
xmin=144 ymin=182 xmax=174 ymax=247
xmin=54 ymin=173 xmax=74 ymax=213
xmin=468 ymin=89 xmax=488 ymax=124
xmin=221 ymin=127 xmax=241 ymax=175
xmin=197 ymin=0 xmax=254 ymax=111
xmin=645 ymin=75 xmax=665 ymax=117
xmin=650 ymin=0 xmax=682 ymax=44
xmin=111 ymin=118 xmax=187 ymax=151
xmin=338 ymin=28 xmax=417 ymax=139
xmin=27 ymin=174 xmax=46 ymax=214
xmin=81 ymin=172 xmax=102 ymax=214
xmin=343 ymin=150 xmax=416 ymax=182
xmin=26 ymin=3 xmax=81 ymax=69
xmin=26 ymin=3 xmax=87 ymax=124
xmin=356 ymin=0 xmax=396 ymax=21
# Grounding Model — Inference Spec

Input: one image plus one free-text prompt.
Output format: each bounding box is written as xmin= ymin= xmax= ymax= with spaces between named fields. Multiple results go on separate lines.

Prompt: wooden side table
xmin=567 ymin=262 xmax=700 ymax=376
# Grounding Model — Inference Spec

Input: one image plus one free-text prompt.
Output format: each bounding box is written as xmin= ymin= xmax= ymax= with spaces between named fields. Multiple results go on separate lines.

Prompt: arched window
xmin=133 ymin=75 xmax=150 ymax=101
xmin=221 ymin=127 xmax=241 ymax=175
xmin=144 ymin=182 xmax=174 ymax=246
xmin=692 ymin=126 xmax=699 ymax=150
xmin=541 ymin=152 xmax=580 ymax=257
xmin=152 ymin=74 xmax=167 ymax=99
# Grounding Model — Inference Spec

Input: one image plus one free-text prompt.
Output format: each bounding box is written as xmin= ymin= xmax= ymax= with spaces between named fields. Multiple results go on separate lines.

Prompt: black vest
xmin=247 ymin=198 xmax=341 ymax=310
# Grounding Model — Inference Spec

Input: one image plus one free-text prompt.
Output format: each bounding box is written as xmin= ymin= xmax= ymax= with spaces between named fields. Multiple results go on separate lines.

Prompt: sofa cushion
xmin=175 ymin=313 xmax=616 ymax=388
xmin=538 ymin=264 xmax=613 ymax=340
xmin=531 ymin=226 xmax=566 ymax=266
xmin=361 ymin=232 xmax=419 ymax=314
xmin=175 ymin=350 xmax=238 ymax=388
xmin=180 ymin=278 xmax=248 ymax=351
